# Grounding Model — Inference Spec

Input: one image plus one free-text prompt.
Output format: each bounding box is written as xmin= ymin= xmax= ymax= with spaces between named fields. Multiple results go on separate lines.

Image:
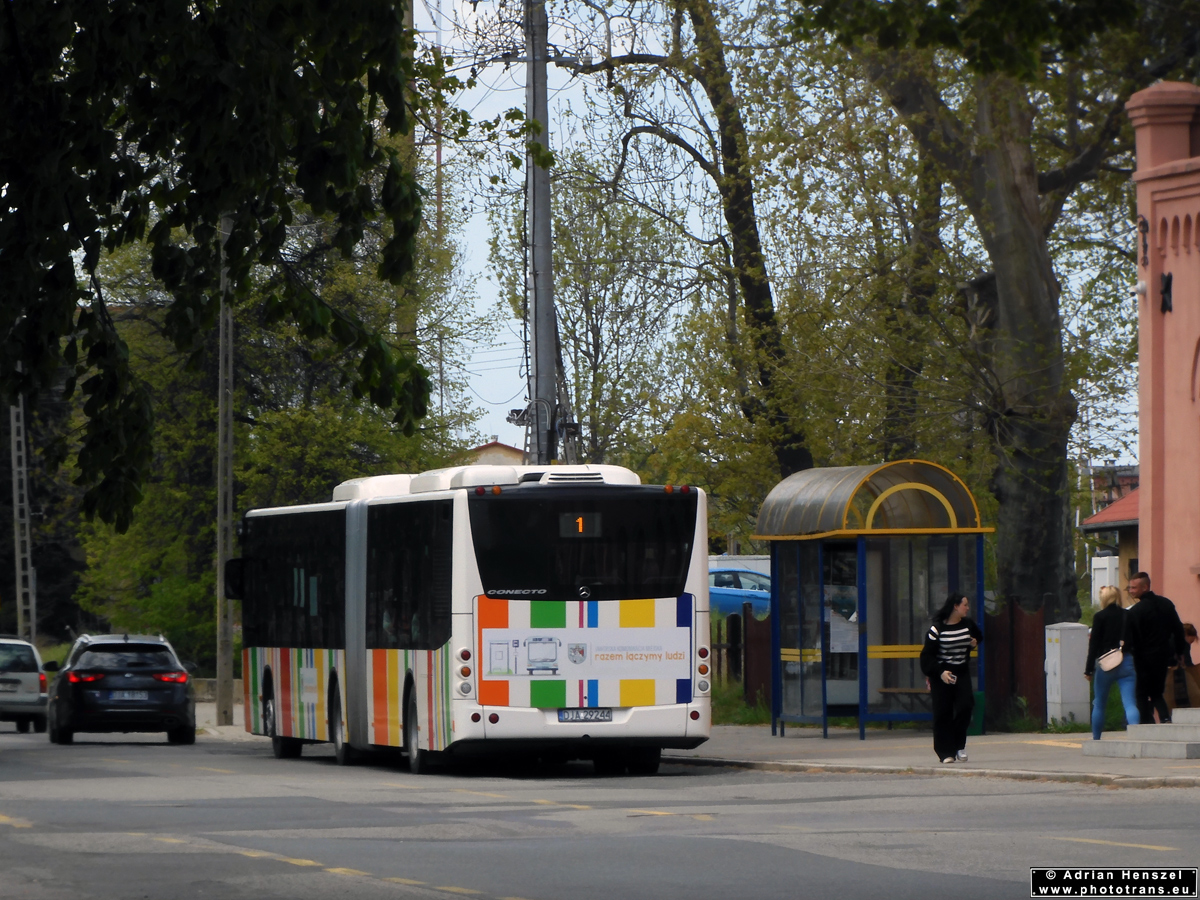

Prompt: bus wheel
xmin=593 ymin=753 xmax=626 ymax=777
xmin=16 ymin=719 xmax=30 ymax=734
xmin=627 ymin=747 xmax=661 ymax=776
xmin=266 ymin=698 xmax=301 ymax=760
xmin=405 ymin=691 xmax=428 ymax=775
xmin=329 ymin=687 xmax=354 ymax=766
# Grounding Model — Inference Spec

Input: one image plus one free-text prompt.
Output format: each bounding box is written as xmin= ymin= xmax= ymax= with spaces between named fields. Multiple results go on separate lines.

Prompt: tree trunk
xmin=866 ymin=62 xmax=1079 ymax=622
xmin=682 ymin=0 xmax=812 ymax=478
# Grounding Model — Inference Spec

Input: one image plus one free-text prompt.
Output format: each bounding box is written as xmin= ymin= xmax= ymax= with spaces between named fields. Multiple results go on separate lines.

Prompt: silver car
xmin=0 ymin=635 xmax=47 ymax=733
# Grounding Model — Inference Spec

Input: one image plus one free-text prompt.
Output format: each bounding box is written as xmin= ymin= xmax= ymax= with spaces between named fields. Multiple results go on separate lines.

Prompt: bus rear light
xmin=697 ymin=664 xmax=709 ymax=676
xmin=471 ymin=712 xmax=481 ymax=722
xmin=488 ymin=713 xmax=499 ymax=724
xmin=664 ymin=484 xmax=674 ymax=494
xmin=475 ymin=486 xmax=485 ymax=495
xmin=457 ymin=648 xmax=471 ymax=662
xmin=690 ymin=710 xmax=700 ymax=720
xmin=459 ymin=682 xmax=471 ymax=695
xmin=459 ymin=666 xmax=471 ymax=677
xmin=681 ymin=484 xmax=691 ymax=493
xmin=491 ymin=485 xmax=502 ymax=495
xmin=697 ymin=680 xmax=710 ymax=693
xmin=697 ymin=646 xmax=709 ymax=659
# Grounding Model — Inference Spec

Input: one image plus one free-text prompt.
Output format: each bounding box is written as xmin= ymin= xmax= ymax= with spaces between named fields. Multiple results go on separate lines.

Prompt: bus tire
xmin=405 ymin=690 xmax=428 ymax=774
xmin=593 ymin=753 xmax=625 ymax=777
xmin=329 ymin=683 xmax=354 ymax=766
xmin=627 ymin=746 xmax=661 ymax=776
xmin=16 ymin=718 xmax=30 ymax=734
xmin=266 ymin=697 xmax=301 ymax=760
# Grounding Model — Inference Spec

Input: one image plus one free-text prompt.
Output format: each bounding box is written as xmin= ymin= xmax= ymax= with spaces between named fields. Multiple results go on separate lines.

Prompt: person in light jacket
xmin=1084 ymin=585 xmax=1140 ymax=741
xmin=920 ymin=593 xmax=983 ymax=764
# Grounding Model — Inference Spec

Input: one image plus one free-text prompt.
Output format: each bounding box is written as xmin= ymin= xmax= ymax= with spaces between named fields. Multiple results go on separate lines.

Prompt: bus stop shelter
xmin=754 ymin=460 xmax=991 ymax=739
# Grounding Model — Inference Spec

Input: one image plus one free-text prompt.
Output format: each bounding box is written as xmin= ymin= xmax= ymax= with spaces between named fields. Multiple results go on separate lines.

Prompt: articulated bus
xmin=228 ymin=464 xmax=712 ymax=774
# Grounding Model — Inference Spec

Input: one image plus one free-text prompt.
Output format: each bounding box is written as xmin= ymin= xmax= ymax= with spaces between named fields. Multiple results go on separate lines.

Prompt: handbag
xmin=1097 ymin=644 xmax=1124 ymax=671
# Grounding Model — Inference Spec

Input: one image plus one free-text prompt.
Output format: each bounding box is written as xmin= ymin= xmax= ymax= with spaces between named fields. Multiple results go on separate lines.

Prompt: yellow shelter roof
xmin=753 ymin=460 xmax=989 ymax=541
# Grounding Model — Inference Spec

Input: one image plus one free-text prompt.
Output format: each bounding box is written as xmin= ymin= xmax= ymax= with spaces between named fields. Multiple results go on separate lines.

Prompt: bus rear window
xmin=468 ymin=487 xmax=697 ymax=601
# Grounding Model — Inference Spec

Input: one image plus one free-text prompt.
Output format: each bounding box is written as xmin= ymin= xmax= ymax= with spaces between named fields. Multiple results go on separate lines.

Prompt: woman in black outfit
xmin=1084 ymin=585 xmax=1139 ymax=741
xmin=920 ymin=593 xmax=983 ymax=763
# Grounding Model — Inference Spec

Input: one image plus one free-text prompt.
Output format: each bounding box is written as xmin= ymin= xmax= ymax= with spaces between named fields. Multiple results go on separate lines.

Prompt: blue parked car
xmin=708 ymin=568 xmax=771 ymax=620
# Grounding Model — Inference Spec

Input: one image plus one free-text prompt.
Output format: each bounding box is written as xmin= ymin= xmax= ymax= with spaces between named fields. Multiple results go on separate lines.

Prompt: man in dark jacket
xmin=1127 ymin=572 xmax=1188 ymax=724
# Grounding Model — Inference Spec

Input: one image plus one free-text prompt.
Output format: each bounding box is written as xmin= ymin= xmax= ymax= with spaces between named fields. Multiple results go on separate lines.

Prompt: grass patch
xmin=711 ymin=679 xmax=772 ymax=725
xmin=36 ymin=642 xmax=71 ymax=667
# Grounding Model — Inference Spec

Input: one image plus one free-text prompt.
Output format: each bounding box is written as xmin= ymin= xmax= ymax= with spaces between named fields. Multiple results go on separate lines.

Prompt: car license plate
xmin=110 ymin=690 xmax=148 ymax=701
xmin=0 ymin=683 xmax=17 ymax=693
xmin=558 ymin=708 xmax=612 ymax=723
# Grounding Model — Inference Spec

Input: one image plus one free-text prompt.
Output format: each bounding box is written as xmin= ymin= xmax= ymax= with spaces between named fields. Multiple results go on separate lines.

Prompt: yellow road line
xmin=239 ymin=850 xmax=272 ymax=858
xmin=279 ymin=857 xmax=322 ymax=867
xmin=0 ymin=814 xmax=32 ymax=829
xmin=691 ymin=814 xmax=715 ymax=821
xmin=384 ymin=877 xmax=426 ymax=885
xmin=382 ymin=782 xmax=421 ymax=789
xmin=435 ymin=887 xmax=481 ymax=895
xmin=1018 ymin=740 xmax=1083 ymax=749
xmin=452 ymin=789 xmax=508 ymax=798
xmin=1049 ymin=837 xmax=1179 ymax=852
xmin=154 ymin=837 xmax=186 ymax=844
xmin=325 ymin=867 xmax=370 ymax=876
xmin=194 ymin=766 xmax=235 ymax=774
xmin=628 ymin=809 xmax=674 ymax=816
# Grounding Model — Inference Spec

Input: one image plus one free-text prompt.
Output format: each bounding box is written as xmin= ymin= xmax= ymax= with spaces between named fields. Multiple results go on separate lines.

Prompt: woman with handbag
xmin=1085 ymin=585 xmax=1141 ymax=741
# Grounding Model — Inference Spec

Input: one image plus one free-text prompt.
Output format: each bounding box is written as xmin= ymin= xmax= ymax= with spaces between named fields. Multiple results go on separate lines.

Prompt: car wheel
xmin=404 ymin=691 xmax=428 ymax=774
xmin=627 ymin=747 xmax=661 ymax=776
xmin=266 ymin=697 xmax=301 ymax=759
xmin=167 ymin=724 xmax=196 ymax=745
xmin=33 ymin=715 xmax=46 ymax=734
xmin=16 ymin=719 xmax=30 ymax=734
xmin=329 ymin=687 xmax=354 ymax=766
xmin=48 ymin=708 xmax=73 ymax=745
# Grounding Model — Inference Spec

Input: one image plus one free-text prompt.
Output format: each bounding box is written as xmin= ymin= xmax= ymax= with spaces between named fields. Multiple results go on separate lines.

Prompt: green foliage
xmin=0 ymin=0 xmax=463 ymax=531
xmin=711 ymin=679 xmax=772 ymax=726
xmin=793 ymin=0 xmax=1137 ymax=78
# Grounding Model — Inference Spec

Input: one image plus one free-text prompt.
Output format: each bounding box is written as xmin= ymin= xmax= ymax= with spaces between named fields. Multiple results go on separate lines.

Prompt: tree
xmin=789 ymin=0 xmax=1200 ymax=621
xmin=1 ymin=0 xmax=457 ymax=530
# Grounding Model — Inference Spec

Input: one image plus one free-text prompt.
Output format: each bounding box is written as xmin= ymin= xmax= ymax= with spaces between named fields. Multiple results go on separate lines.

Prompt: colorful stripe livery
xmin=244 ymin=646 xmax=345 ymax=741
xmin=476 ymin=595 xmax=694 ymax=708
xmin=245 ymin=645 xmax=452 ymax=751
xmin=364 ymin=647 xmax=453 ymax=750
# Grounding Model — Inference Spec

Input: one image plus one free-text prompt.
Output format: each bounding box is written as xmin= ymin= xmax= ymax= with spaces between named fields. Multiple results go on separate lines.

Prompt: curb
xmin=663 ymin=755 xmax=1200 ymax=789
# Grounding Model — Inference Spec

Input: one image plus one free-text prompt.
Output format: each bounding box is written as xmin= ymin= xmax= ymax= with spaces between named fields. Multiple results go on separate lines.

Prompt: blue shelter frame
xmin=756 ymin=461 xmax=992 ymax=740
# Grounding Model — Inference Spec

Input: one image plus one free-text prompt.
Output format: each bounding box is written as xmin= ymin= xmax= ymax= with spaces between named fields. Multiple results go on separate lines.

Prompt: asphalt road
xmin=1 ymin=725 xmax=1197 ymax=900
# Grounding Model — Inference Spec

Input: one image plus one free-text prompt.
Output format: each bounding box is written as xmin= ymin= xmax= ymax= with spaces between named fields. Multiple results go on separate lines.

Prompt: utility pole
xmin=9 ymin=392 xmax=35 ymax=643
xmin=215 ymin=215 xmax=235 ymax=726
xmin=526 ymin=0 xmax=556 ymax=465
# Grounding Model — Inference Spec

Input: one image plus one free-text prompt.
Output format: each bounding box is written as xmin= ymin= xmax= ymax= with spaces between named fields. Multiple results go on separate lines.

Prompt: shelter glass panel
xmin=798 ymin=543 xmax=822 ymax=718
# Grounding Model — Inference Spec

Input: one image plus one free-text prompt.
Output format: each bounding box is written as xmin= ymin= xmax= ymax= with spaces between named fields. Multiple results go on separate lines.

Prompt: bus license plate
xmin=558 ymin=708 xmax=612 ymax=723
xmin=110 ymin=690 xmax=148 ymax=701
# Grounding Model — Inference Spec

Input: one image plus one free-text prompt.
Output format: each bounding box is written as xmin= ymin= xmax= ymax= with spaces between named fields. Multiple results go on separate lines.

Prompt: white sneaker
xmin=956 ymin=750 xmax=968 ymax=762
xmin=942 ymin=756 xmax=955 ymax=764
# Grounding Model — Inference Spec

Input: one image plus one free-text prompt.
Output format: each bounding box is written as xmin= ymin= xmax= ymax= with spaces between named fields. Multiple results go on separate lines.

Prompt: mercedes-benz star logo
xmin=578 ymin=586 xmax=591 ymax=599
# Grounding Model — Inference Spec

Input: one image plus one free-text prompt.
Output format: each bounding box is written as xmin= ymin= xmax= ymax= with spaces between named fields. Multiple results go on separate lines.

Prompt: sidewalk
xmin=194 ymin=703 xmax=1200 ymax=788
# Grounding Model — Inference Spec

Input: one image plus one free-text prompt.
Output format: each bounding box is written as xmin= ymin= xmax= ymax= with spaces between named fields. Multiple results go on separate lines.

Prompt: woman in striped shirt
xmin=920 ymin=593 xmax=983 ymax=763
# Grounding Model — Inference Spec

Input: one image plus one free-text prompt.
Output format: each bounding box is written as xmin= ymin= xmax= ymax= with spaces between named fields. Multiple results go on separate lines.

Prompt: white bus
xmin=228 ymin=464 xmax=712 ymax=774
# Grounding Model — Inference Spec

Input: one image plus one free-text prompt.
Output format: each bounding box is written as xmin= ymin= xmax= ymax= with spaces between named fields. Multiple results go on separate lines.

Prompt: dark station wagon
xmin=44 ymin=634 xmax=196 ymax=744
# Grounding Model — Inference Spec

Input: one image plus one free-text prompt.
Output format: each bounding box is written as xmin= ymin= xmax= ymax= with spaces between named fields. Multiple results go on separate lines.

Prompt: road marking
xmin=531 ymin=799 xmax=591 ymax=809
xmin=0 ymin=813 xmax=32 ymax=829
xmin=1049 ymin=837 xmax=1179 ymax=852
xmin=382 ymin=782 xmax=421 ymax=789
xmin=1019 ymin=740 xmax=1084 ymax=749
xmin=154 ymin=837 xmax=187 ymax=844
xmin=325 ymin=867 xmax=370 ymax=876
xmin=435 ymin=887 xmax=482 ymax=895
xmin=628 ymin=809 xmax=674 ymax=816
xmin=194 ymin=766 xmax=235 ymax=774
xmin=691 ymin=814 xmax=715 ymax=821
xmin=239 ymin=850 xmax=272 ymax=858
xmin=279 ymin=857 xmax=322 ymax=867
xmin=453 ymin=789 xmax=508 ymax=798
xmin=384 ymin=877 xmax=426 ymax=885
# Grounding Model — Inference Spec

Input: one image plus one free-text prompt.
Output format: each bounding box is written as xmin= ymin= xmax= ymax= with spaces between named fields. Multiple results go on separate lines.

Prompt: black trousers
xmin=930 ymin=665 xmax=974 ymax=760
xmin=1135 ymin=662 xmax=1171 ymax=724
